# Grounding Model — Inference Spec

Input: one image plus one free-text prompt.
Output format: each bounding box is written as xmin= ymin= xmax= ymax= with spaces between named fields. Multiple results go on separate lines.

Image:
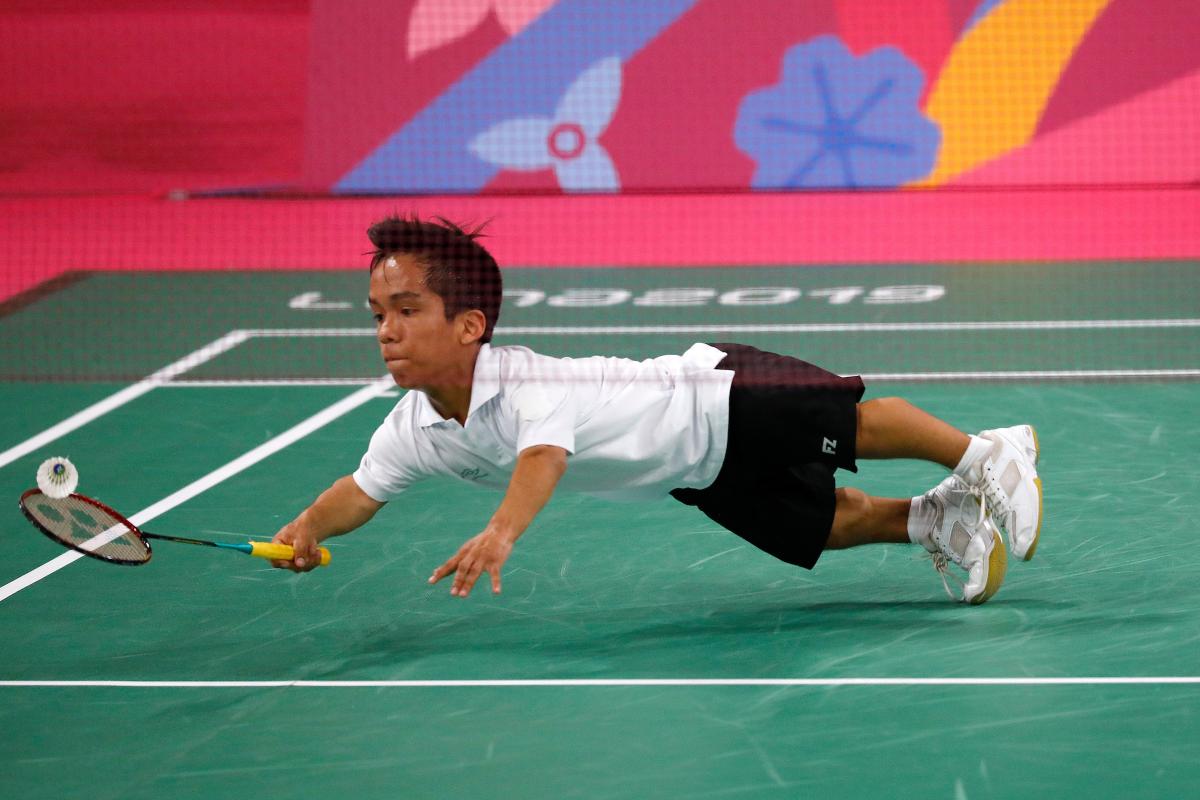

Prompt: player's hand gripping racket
xmin=18 ymin=489 xmax=331 ymax=567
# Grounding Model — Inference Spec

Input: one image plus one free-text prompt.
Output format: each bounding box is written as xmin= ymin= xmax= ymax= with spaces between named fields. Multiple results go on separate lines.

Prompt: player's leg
xmin=856 ymin=397 xmax=1042 ymax=561
xmin=855 ymin=397 xmax=970 ymax=468
xmin=827 ymin=483 xmax=1007 ymax=604
xmin=824 ymin=487 xmax=909 ymax=549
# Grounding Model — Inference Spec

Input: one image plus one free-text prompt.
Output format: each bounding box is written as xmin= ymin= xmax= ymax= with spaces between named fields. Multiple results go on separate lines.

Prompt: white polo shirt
xmin=353 ymin=343 xmax=734 ymax=503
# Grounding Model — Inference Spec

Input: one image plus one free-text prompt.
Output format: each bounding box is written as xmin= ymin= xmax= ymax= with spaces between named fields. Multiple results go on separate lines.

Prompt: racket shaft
xmin=132 ymin=531 xmax=331 ymax=566
xmin=248 ymin=541 xmax=332 ymax=566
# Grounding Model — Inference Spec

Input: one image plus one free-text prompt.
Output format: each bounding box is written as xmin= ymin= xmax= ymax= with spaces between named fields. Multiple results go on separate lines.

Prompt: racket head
xmin=18 ymin=489 xmax=151 ymax=566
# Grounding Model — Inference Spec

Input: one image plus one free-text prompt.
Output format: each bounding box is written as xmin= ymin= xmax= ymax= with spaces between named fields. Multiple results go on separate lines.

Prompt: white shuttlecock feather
xmin=37 ymin=457 xmax=79 ymax=499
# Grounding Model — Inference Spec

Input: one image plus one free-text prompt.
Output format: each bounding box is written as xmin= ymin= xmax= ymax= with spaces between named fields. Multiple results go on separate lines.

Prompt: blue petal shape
xmin=556 ymin=144 xmax=620 ymax=192
xmin=734 ymin=35 xmax=941 ymax=190
xmin=469 ymin=118 xmax=554 ymax=170
xmin=555 ymin=56 xmax=623 ymax=136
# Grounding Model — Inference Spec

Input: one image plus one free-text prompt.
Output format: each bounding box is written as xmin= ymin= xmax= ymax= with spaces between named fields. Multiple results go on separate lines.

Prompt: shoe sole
xmin=969 ymin=528 xmax=1008 ymax=605
xmin=1023 ymin=425 xmax=1042 ymax=562
xmin=1024 ymin=476 xmax=1043 ymax=561
xmin=994 ymin=424 xmax=1043 ymax=562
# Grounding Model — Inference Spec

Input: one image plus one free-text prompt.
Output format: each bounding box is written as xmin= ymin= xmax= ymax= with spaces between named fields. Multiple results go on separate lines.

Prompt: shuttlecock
xmin=37 ymin=457 xmax=78 ymax=499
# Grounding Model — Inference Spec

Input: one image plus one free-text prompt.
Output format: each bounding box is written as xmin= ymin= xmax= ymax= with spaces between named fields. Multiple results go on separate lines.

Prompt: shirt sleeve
xmin=351 ymin=409 xmax=423 ymax=502
xmin=508 ymin=378 xmax=577 ymax=455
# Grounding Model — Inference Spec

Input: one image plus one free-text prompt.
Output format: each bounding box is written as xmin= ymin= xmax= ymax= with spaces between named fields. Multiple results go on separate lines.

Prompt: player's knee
xmin=830 ymin=487 xmax=873 ymax=546
xmin=860 ymin=396 xmax=912 ymax=419
xmin=857 ymin=397 xmax=913 ymax=437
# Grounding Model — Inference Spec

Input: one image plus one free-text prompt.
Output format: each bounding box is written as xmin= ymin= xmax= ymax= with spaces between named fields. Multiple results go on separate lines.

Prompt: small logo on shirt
xmin=459 ymin=467 xmax=490 ymax=482
xmin=822 ymin=438 xmax=838 ymax=455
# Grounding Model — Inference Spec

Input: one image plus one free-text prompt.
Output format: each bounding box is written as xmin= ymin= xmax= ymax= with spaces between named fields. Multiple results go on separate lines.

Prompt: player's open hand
xmin=270 ymin=522 xmax=322 ymax=573
xmin=429 ymin=526 xmax=515 ymax=598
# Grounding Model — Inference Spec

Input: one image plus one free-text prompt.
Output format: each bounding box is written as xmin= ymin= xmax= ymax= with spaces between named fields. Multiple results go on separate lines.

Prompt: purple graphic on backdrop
xmin=469 ymin=56 xmax=623 ymax=192
xmin=336 ymin=0 xmax=695 ymax=193
xmin=734 ymin=36 xmax=940 ymax=190
xmin=963 ymin=0 xmax=1010 ymax=33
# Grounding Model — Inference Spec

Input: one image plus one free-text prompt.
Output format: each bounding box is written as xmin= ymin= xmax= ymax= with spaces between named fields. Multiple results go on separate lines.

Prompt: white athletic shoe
xmin=912 ymin=476 xmax=1008 ymax=605
xmin=966 ymin=425 xmax=1043 ymax=561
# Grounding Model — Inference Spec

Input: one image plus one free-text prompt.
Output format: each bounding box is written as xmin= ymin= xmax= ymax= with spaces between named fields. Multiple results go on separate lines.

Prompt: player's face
xmin=368 ymin=254 xmax=472 ymax=390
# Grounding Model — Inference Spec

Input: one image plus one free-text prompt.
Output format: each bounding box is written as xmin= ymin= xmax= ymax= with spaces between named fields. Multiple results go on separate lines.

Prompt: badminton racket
xmin=18 ymin=489 xmax=331 ymax=567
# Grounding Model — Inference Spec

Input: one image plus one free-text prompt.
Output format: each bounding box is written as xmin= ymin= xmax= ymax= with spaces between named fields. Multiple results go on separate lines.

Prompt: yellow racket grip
xmin=248 ymin=541 xmax=332 ymax=567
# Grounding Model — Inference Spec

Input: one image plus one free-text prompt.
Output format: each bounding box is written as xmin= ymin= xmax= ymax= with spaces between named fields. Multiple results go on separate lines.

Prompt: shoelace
xmin=930 ymin=552 xmax=960 ymax=601
xmin=930 ymin=483 xmax=989 ymax=603
xmin=977 ymin=461 xmax=1013 ymax=530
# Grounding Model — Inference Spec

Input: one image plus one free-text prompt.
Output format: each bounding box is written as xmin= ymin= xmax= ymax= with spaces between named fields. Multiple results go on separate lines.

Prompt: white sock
xmin=907 ymin=496 xmax=936 ymax=552
xmin=952 ymin=434 xmax=991 ymax=480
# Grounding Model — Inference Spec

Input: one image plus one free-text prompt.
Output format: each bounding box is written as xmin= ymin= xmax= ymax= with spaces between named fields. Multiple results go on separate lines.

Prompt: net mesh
xmin=20 ymin=494 xmax=150 ymax=565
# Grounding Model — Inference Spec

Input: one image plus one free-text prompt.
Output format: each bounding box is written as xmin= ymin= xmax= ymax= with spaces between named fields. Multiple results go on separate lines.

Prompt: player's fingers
xmin=271 ymin=526 xmax=296 ymax=546
xmin=450 ymin=564 xmax=470 ymax=596
xmin=276 ymin=555 xmax=308 ymax=573
xmin=429 ymin=555 xmax=460 ymax=584
xmin=452 ymin=560 xmax=482 ymax=597
xmin=291 ymin=538 xmax=319 ymax=570
xmin=266 ymin=529 xmax=310 ymax=572
xmin=490 ymin=567 xmax=502 ymax=595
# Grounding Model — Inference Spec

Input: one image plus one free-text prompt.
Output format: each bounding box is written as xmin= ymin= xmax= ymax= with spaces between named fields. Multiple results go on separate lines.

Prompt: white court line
xmin=0 ymin=330 xmax=251 ymax=470
xmin=499 ymin=319 xmax=1200 ymax=335
xmin=0 ymin=377 xmax=396 ymax=604
xmin=248 ymin=328 xmax=374 ymax=337
xmin=1 ymin=677 xmax=1198 ymax=688
xmin=161 ymin=379 xmax=382 ymax=387
xmin=243 ymin=319 xmax=1200 ymax=337
xmin=191 ymin=324 xmax=1200 ymax=385
xmin=861 ymin=369 xmax=1200 ymax=381
xmin=159 ymin=369 xmax=1200 ymax=388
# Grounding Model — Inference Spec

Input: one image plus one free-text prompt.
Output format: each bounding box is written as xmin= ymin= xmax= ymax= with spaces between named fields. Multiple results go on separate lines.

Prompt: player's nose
xmin=377 ymin=317 xmax=403 ymax=344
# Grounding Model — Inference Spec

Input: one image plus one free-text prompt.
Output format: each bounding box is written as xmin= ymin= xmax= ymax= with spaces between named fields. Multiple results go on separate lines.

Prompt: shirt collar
xmin=414 ymin=344 xmax=500 ymax=429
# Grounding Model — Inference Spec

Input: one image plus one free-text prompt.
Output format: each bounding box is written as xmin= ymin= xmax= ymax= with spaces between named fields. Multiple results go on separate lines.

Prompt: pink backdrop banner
xmin=1 ymin=1 xmax=1196 ymax=195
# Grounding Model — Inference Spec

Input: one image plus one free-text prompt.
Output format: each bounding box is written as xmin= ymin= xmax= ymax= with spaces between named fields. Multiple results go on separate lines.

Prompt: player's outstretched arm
xmin=429 ymin=444 xmax=568 ymax=598
xmin=271 ymin=475 xmax=385 ymax=572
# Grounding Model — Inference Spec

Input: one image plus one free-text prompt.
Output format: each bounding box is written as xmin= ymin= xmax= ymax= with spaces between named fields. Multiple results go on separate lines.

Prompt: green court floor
xmin=1 ymin=262 xmax=1198 ymax=799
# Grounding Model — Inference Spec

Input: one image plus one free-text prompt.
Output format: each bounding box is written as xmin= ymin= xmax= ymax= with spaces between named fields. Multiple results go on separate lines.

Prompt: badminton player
xmin=271 ymin=215 xmax=1042 ymax=604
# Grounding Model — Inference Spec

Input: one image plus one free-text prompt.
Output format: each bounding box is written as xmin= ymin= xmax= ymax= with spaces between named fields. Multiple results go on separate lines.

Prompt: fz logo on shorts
xmin=822 ymin=438 xmax=838 ymax=455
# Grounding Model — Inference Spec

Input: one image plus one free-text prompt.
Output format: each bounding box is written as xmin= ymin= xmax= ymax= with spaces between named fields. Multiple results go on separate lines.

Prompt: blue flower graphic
xmin=734 ymin=36 xmax=940 ymax=189
xmin=469 ymin=56 xmax=623 ymax=193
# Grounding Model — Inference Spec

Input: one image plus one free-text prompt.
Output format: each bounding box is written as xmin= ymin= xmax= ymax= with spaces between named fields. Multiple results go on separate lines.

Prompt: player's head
xmin=366 ymin=215 xmax=502 ymax=390
xmin=366 ymin=214 xmax=502 ymax=343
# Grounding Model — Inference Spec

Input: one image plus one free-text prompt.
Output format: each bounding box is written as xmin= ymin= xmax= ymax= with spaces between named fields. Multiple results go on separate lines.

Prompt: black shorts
xmin=670 ymin=343 xmax=865 ymax=570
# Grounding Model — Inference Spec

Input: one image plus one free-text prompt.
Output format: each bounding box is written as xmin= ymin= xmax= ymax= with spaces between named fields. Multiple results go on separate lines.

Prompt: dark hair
xmin=367 ymin=214 xmax=503 ymax=344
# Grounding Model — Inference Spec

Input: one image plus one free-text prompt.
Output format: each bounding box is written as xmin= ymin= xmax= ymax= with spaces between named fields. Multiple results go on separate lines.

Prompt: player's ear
xmin=458 ymin=309 xmax=486 ymax=345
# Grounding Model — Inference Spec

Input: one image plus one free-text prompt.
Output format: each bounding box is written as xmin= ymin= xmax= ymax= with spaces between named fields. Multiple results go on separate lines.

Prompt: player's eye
xmin=371 ymin=313 xmax=384 ymax=324
xmin=400 ymin=307 xmax=417 ymax=317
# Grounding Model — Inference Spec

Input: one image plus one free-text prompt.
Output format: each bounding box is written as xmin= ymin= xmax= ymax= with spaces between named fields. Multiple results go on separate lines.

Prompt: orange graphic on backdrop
xmin=918 ymin=0 xmax=1111 ymax=186
xmin=407 ymin=0 xmax=558 ymax=59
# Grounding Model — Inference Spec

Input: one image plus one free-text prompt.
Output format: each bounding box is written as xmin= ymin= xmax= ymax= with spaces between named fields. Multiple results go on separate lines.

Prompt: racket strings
xmin=21 ymin=493 xmax=150 ymax=563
